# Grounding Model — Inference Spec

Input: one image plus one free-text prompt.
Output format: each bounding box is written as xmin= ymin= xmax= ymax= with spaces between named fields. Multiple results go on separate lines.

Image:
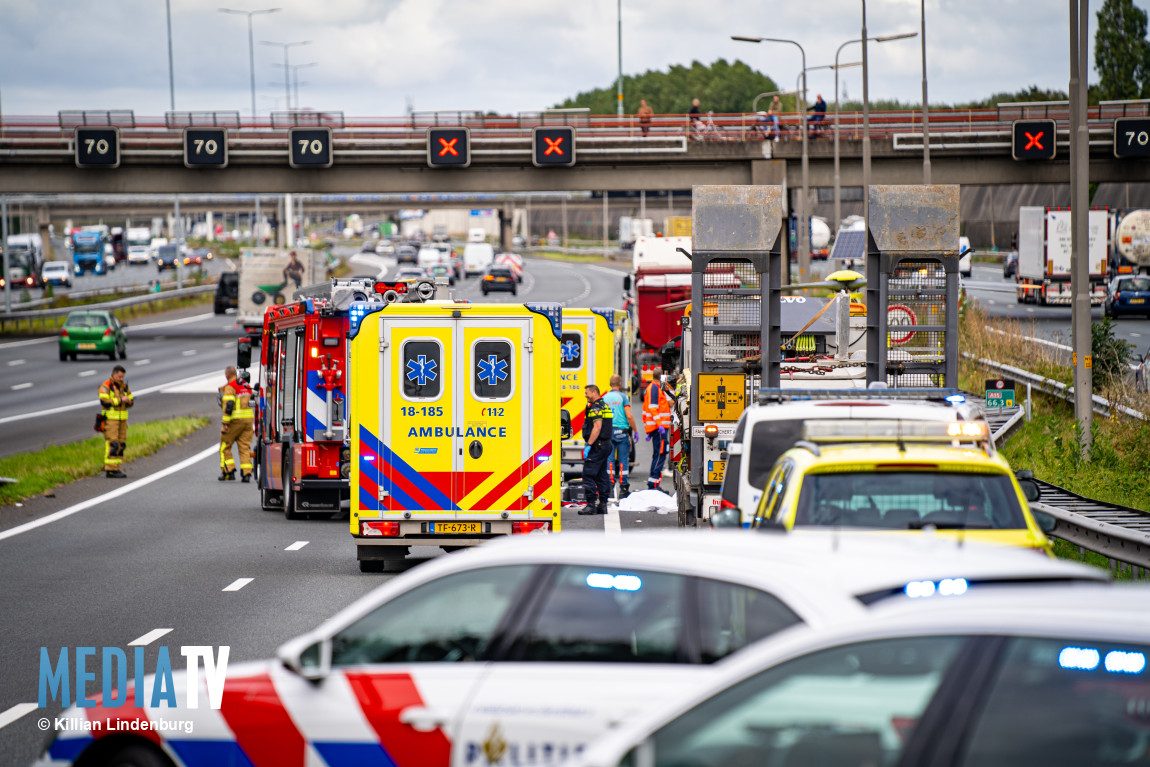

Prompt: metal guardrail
xmin=0 ymin=284 xmax=213 ymax=332
xmin=1034 ymin=479 xmax=1150 ymax=577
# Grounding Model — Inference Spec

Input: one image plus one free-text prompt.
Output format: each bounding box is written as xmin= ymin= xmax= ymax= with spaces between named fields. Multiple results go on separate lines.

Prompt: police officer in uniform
xmin=218 ymin=366 xmax=255 ymax=481
xmin=577 ymin=384 xmax=613 ymax=515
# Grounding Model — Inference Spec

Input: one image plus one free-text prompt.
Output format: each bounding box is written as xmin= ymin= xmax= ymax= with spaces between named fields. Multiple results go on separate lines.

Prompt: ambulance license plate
xmin=429 ymin=522 xmax=483 ymax=534
xmin=707 ymin=460 xmax=726 ymax=483
xmin=78 ymin=343 xmax=96 ymax=350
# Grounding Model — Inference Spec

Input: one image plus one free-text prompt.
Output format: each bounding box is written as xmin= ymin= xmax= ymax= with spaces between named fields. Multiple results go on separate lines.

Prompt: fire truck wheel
xmin=359 ymin=559 xmax=386 ymax=573
xmin=282 ymin=456 xmax=303 ymax=520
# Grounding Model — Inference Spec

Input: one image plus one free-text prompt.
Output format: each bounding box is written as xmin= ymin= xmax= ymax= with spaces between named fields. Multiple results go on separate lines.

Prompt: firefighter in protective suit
xmin=218 ymin=366 xmax=255 ymax=482
xmin=99 ymin=365 xmax=134 ymax=478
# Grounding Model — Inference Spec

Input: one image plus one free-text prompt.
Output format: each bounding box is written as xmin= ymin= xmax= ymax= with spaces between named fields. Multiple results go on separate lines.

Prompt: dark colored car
xmin=155 ymin=244 xmax=181 ymax=271
xmin=58 ymin=310 xmax=126 ymax=362
xmin=1003 ymin=251 xmax=1018 ymax=279
xmin=481 ymin=265 xmax=518 ymax=296
xmin=1104 ymin=275 xmax=1150 ymax=318
xmin=215 ymin=272 xmax=239 ymax=314
xmin=395 ymin=244 xmax=418 ymax=264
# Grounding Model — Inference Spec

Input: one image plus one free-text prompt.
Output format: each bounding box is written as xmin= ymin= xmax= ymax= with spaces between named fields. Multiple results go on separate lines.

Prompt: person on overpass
xmin=637 ymin=99 xmax=654 ymax=136
xmin=602 ymin=374 xmax=639 ymax=500
xmin=98 ymin=365 xmax=133 ymax=478
xmin=808 ymin=93 xmax=827 ymax=138
xmin=218 ymin=365 xmax=255 ymax=482
xmin=642 ymin=373 xmax=673 ymax=491
xmin=577 ymin=384 xmax=614 ymax=516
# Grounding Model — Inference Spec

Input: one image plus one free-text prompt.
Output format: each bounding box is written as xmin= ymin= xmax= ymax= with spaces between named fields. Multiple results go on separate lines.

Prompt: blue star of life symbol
xmin=406 ymin=354 xmax=437 ymax=386
xmin=560 ymin=339 xmax=580 ymax=362
xmin=478 ymin=354 xmax=508 ymax=386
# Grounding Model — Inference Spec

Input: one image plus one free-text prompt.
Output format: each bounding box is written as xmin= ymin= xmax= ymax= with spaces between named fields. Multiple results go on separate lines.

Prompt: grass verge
xmin=530 ymin=250 xmax=615 ymax=264
xmin=0 ymin=416 xmax=210 ymax=507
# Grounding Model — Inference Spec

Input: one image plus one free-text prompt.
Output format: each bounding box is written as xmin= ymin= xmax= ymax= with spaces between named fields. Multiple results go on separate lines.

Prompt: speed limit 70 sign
xmin=1114 ymin=118 xmax=1150 ymax=158
xmin=289 ymin=127 xmax=333 ymax=168
xmin=74 ymin=127 xmax=120 ymax=168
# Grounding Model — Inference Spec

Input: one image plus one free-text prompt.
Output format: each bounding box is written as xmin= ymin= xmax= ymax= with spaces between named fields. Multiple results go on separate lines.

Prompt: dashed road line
xmin=0 ymin=703 xmax=38 ymax=731
xmin=11 ymin=382 xmax=32 ymax=391
xmin=285 ymin=541 xmax=309 ymax=551
xmin=222 ymin=578 xmax=253 ymax=592
xmin=134 ymin=359 xmax=151 ymax=366
xmin=7 ymin=359 xmax=25 ymax=366
xmin=129 ymin=628 xmax=174 ymax=646
xmin=78 ymin=370 xmax=97 ymax=377
xmin=181 ymin=350 xmax=197 ymax=357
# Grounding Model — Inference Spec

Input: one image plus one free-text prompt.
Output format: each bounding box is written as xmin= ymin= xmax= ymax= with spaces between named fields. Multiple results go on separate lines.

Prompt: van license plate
xmin=78 ymin=343 xmax=96 ymax=350
xmin=429 ymin=522 xmax=483 ymax=534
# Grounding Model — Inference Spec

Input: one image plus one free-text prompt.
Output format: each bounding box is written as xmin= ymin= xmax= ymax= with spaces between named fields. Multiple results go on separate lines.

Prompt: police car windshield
xmin=793 ymin=472 xmax=1026 ymax=530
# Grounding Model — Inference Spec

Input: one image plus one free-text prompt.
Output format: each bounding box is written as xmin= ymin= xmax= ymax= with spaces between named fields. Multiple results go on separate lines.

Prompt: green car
xmin=58 ymin=310 xmax=127 ymax=362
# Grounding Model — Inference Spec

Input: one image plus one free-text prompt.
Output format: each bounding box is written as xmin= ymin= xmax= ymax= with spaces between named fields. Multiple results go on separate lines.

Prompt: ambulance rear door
xmin=458 ymin=318 xmax=535 ymax=518
xmin=377 ymin=318 xmax=459 ymax=519
xmin=560 ymin=313 xmax=596 ymax=445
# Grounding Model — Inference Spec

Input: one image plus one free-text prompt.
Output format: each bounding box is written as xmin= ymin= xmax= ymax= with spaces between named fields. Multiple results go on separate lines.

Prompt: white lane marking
xmin=285 ymin=540 xmax=309 ymax=551
xmin=10 ymin=382 xmax=32 ymax=390
xmin=221 ymin=341 xmax=235 ymax=348
xmin=129 ymin=628 xmax=174 ymax=646
xmin=78 ymin=369 xmax=97 ymax=377
xmin=0 ymin=336 xmax=55 ymax=349
xmin=222 ymin=578 xmax=253 ymax=592
xmin=0 ymin=445 xmax=217 ymax=543
xmin=0 ymin=370 xmax=221 ymax=424
xmin=135 ymin=359 xmax=151 ymax=366
xmin=1133 ymin=333 xmax=1142 ymax=338
xmin=128 ymin=313 xmax=215 ymax=331
xmin=182 ymin=350 xmax=197 ymax=357
xmin=584 ymin=264 xmax=625 ymax=276
xmin=0 ymin=702 xmax=38 ymax=731
xmin=604 ymin=504 xmax=622 ymax=535
xmin=7 ymin=359 xmax=25 ymax=366
xmin=1025 ymin=308 xmax=1035 ymax=313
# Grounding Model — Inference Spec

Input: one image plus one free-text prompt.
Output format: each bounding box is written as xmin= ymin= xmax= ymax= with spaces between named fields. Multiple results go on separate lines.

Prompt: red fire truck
xmin=245 ymin=278 xmax=410 ymax=518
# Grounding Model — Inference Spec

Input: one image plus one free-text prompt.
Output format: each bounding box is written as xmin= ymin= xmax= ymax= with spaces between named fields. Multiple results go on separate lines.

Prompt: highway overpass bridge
xmin=2 ymin=103 xmax=1149 ymax=196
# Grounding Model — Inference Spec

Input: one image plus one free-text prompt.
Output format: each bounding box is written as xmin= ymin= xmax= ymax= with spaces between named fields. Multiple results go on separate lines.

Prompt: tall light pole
xmin=1070 ymin=0 xmax=1092 ymax=456
xmin=273 ymin=61 xmax=317 ymax=109
xmin=261 ymin=40 xmax=311 ymax=110
xmin=733 ymin=35 xmax=809 ymax=285
xmin=833 ymin=32 xmax=916 ymax=235
xmin=218 ymin=7 xmax=281 ymax=120
xmin=165 ymin=0 xmax=176 ymax=110
xmin=861 ymin=1 xmax=871 ymax=234
xmin=921 ymin=0 xmax=931 ymax=184
xmin=616 ymin=0 xmax=624 ymax=116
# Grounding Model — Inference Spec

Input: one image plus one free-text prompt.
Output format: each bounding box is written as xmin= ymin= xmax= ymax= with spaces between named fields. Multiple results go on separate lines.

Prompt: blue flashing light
xmin=938 ymin=577 xmax=968 ymax=596
xmin=591 ymin=307 xmax=617 ymax=332
xmin=537 ymin=454 xmax=551 ymax=462
xmin=1104 ymin=650 xmax=1146 ymax=674
xmin=904 ymin=578 xmax=967 ymax=598
xmin=944 ymin=394 xmax=966 ymax=404
xmin=1059 ymin=646 xmax=1101 ymax=671
xmin=347 ymin=301 xmax=388 ymax=339
xmin=905 ymin=580 xmax=936 ymax=598
xmin=586 ymin=572 xmax=643 ymax=592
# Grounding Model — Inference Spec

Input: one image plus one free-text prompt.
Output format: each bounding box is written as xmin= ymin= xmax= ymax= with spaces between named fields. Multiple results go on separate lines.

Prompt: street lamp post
xmin=165 ymin=0 xmax=176 ymax=110
xmin=921 ymin=0 xmax=931 ymax=184
xmin=273 ymin=61 xmax=317 ymax=109
xmin=218 ymin=7 xmax=282 ymax=120
xmin=261 ymin=40 xmax=311 ymax=110
xmin=732 ymin=35 xmax=809 ymax=285
xmin=833 ymin=32 xmax=916 ymax=235
xmin=616 ymin=0 xmax=624 ymax=117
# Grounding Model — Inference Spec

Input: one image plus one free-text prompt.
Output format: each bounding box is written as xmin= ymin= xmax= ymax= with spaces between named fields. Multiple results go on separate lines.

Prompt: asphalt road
xmin=0 ymin=251 xmax=677 ymax=766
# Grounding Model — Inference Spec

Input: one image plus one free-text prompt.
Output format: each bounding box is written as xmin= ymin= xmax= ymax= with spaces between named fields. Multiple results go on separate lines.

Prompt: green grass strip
xmin=0 ymin=416 xmax=210 ymax=506
xmin=531 ymin=250 xmax=616 ymax=264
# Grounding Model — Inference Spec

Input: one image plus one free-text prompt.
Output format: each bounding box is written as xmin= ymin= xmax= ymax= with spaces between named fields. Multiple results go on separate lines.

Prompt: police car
xmin=37 ymin=532 xmax=1106 ymax=767
xmin=720 ymin=389 xmax=991 ymax=527
xmin=570 ymin=583 xmax=1150 ymax=767
xmin=744 ymin=419 xmax=1054 ymax=553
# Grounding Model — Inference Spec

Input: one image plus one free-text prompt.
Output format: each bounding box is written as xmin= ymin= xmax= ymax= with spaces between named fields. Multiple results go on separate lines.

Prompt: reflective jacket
xmin=642 ymin=379 xmax=671 ymax=433
xmin=220 ymin=379 xmax=255 ymax=424
xmin=98 ymin=379 xmax=133 ymax=421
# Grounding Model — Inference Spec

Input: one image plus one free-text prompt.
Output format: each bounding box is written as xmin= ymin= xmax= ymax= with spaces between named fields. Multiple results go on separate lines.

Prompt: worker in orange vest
xmin=642 ymin=374 xmax=672 ymax=490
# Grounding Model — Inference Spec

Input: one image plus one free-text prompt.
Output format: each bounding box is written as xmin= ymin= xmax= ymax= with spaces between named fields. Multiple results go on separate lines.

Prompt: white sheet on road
xmin=617 ymin=489 xmax=677 ymax=514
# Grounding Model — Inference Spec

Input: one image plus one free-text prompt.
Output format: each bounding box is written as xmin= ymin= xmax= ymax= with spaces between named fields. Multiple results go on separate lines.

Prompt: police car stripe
xmin=47 ymin=735 xmax=93 ymax=761
xmin=167 ymin=740 xmax=257 ymax=767
xmin=83 ymin=687 xmax=162 ymax=746
xmin=344 ymin=673 xmax=450 ymax=767
xmin=217 ymin=672 xmax=306 ymax=767
xmin=312 ymin=742 xmax=396 ymax=767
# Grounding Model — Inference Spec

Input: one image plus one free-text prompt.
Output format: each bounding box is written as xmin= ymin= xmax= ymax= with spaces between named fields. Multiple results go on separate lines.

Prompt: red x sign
xmin=543 ymin=137 xmax=565 ymax=156
xmin=1024 ymin=131 xmax=1044 ymax=150
xmin=437 ymin=137 xmax=459 ymax=156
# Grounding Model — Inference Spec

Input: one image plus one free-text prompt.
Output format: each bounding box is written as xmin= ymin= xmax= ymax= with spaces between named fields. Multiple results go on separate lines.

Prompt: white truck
xmin=619 ymin=216 xmax=654 ymax=249
xmin=126 ymin=227 xmax=152 ymax=264
xmin=1016 ymin=206 xmax=1109 ymax=305
xmin=236 ymin=248 xmax=323 ymax=336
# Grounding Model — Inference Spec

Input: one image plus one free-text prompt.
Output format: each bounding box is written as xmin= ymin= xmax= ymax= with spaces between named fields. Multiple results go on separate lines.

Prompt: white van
xmin=417 ymin=246 xmax=443 ymax=269
xmin=467 ymin=227 xmax=486 ymax=243
xmin=463 ymin=242 xmax=495 ymax=277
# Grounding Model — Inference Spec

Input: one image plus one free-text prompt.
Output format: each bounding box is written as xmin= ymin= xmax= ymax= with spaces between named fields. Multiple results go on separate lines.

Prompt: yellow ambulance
xmin=559 ymin=307 xmax=633 ymax=465
xmin=347 ymin=296 xmax=563 ymax=572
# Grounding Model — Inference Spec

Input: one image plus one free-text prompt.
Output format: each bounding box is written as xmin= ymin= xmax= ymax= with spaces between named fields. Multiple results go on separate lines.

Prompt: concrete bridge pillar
xmin=38 ymin=207 xmax=54 ymax=263
xmin=499 ymin=205 xmax=512 ymax=252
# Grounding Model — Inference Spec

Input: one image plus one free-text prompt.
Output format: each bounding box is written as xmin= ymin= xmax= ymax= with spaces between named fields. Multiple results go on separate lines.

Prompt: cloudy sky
xmin=0 ymin=1 xmax=1144 ymax=118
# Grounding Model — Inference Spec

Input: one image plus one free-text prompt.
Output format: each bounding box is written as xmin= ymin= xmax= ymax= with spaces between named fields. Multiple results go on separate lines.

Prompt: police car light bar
xmin=802 ymin=420 xmax=990 ymax=443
